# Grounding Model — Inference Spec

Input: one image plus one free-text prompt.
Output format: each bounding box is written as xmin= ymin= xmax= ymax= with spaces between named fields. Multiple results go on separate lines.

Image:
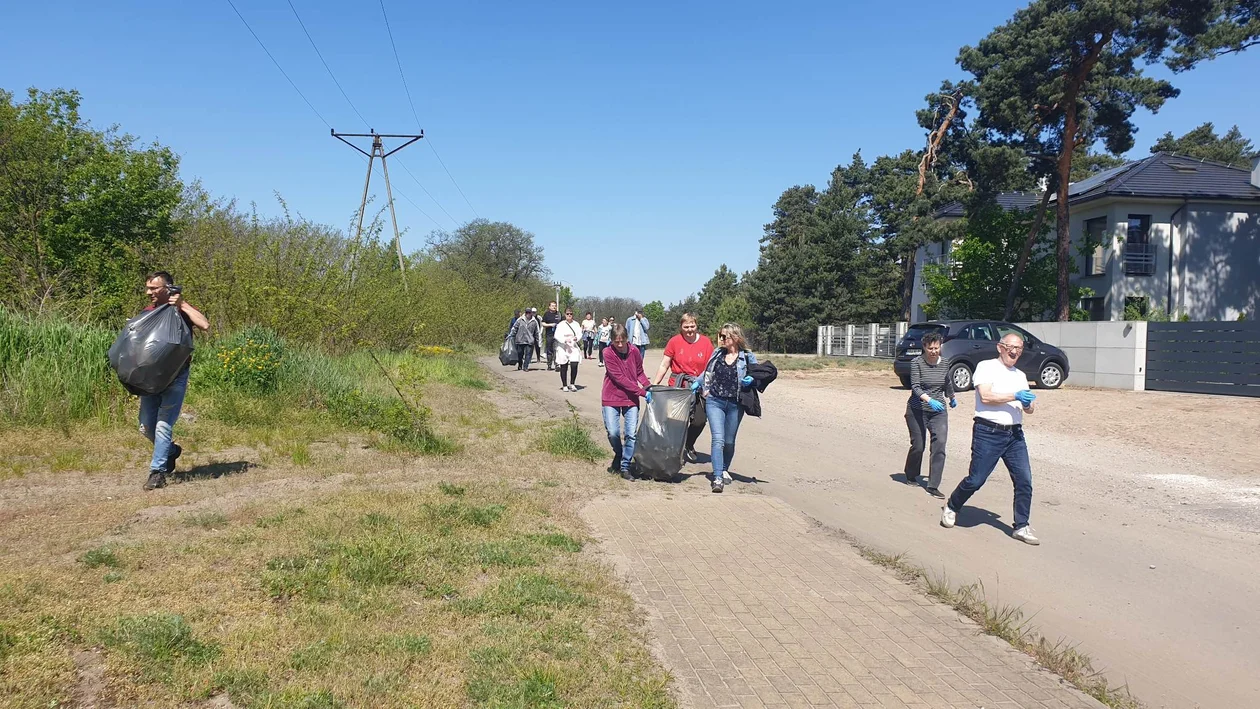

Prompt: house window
xmin=1124 ymin=296 xmax=1149 ymax=319
xmin=1078 ymin=297 xmax=1106 ymax=321
xmin=1124 ymin=215 xmax=1155 ymax=276
xmin=1084 ymin=217 xmax=1107 ymax=276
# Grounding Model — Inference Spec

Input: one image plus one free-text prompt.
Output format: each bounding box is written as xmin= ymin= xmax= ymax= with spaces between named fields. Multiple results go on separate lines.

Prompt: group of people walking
xmin=903 ymin=331 xmax=1041 ymax=545
xmin=600 ymin=313 xmax=769 ymax=493
xmin=507 ymin=304 xmax=651 ymax=393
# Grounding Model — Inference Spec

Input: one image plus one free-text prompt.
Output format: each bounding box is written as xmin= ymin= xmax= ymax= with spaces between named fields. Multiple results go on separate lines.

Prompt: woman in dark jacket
xmin=695 ymin=323 xmax=757 ymax=494
xmin=904 ymin=331 xmax=955 ymax=497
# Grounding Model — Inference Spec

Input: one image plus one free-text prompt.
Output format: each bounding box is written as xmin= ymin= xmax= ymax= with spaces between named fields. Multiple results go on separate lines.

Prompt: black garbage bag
xmin=499 ymin=336 xmax=519 ymax=366
xmin=107 ymin=304 xmax=194 ymax=396
xmin=633 ymin=385 xmax=694 ymax=481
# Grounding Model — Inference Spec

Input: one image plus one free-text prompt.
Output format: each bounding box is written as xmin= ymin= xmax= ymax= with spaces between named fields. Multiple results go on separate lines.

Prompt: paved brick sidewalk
xmin=582 ymin=491 xmax=1102 ymax=709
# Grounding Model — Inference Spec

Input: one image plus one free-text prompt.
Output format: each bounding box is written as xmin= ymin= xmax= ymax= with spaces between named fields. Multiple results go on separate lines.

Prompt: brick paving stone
xmin=582 ymin=491 xmax=1105 ymax=709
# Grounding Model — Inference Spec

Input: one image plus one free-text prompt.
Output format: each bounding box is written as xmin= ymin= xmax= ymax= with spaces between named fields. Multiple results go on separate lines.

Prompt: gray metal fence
xmin=816 ymin=323 xmax=908 ymax=358
xmin=1146 ymin=321 xmax=1260 ymax=397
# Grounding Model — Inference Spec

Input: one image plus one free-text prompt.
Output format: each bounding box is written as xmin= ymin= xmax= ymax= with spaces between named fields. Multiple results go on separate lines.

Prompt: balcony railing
xmin=1123 ymin=242 xmax=1156 ymax=276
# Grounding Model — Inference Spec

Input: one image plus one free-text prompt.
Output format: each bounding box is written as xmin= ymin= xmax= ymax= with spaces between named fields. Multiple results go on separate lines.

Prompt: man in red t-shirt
xmin=653 ymin=313 xmax=715 ymax=462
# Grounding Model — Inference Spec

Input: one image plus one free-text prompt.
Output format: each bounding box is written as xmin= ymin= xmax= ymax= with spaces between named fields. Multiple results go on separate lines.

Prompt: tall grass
xmin=0 ymin=309 xmax=461 ymax=453
xmin=0 ymin=308 xmax=129 ymax=426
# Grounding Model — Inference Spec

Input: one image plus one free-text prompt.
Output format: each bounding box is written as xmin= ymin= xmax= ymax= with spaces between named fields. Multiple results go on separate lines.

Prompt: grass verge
xmin=772 ymin=355 xmax=894 ymax=372
xmin=0 ymin=353 xmax=675 ymax=708
xmin=537 ymin=405 xmax=604 ymax=463
xmin=856 ymin=545 xmax=1141 ymax=709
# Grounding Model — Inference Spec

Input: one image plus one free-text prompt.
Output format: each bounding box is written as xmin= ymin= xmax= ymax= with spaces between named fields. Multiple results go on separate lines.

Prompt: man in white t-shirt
xmin=940 ymin=333 xmax=1041 ymax=545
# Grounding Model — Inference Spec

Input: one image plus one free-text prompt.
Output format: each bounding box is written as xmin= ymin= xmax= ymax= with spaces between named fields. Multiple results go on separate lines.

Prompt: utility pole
xmin=331 ymin=129 xmax=424 ymax=288
xmin=554 ymin=282 xmax=561 ymax=309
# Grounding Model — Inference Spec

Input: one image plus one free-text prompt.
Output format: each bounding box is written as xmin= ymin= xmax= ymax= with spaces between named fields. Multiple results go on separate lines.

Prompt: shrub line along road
xmin=495 ymin=352 xmax=1260 ymax=709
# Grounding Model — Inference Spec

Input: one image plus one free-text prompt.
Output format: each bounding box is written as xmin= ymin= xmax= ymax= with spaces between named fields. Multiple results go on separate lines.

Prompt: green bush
xmin=199 ymin=325 xmax=286 ymax=394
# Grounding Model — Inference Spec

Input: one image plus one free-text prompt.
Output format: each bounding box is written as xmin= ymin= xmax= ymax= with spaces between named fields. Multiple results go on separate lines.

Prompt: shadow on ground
xmin=173 ymin=460 xmax=253 ymax=483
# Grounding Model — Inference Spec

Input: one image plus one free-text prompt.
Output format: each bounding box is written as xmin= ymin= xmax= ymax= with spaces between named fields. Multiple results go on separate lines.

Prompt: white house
xmin=910 ymin=153 xmax=1260 ymax=322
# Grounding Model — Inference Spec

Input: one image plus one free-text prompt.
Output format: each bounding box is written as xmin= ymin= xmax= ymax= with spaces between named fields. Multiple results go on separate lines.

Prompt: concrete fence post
xmin=817 ymin=326 xmax=824 ymax=356
xmin=845 ymin=325 xmax=854 ymax=356
xmin=825 ymin=326 xmax=834 ymax=356
xmin=896 ymin=321 xmax=908 ymax=340
xmin=868 ymin=323 xmax=879 ymax=357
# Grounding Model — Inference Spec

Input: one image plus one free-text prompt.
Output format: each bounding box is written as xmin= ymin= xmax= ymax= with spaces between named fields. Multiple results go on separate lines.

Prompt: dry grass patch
xmin=0 ymin=356 xmax=675 ymax=708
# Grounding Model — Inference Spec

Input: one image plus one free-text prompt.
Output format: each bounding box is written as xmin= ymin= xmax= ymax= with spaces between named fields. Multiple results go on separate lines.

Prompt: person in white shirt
xmin=580 ymin=312 xmax=597 ymax=360
xmin=940 ymin=333 xmax=1041 ymax=545
xmin=554 ymin=308 xmax=585 ymax=392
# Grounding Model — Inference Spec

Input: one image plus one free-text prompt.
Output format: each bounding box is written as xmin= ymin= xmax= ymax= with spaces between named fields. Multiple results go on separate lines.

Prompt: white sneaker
xmin=722 ymin=471 xmax=733 ymax=484
xmin=568 ymin=385 xmax=577 ymax=392
xmin=1012 ymin=526 xmax=1040 ymax=545
xmin=940 ymin=506 xmax=956 ymax=528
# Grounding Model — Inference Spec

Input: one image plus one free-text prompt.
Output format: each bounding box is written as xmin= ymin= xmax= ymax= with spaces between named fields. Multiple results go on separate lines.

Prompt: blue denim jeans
xmin=602 ymin=405 xmax=640 ymax=472
xmin=139 ymin=367 xmax=190 ymax=473
xmin=705 ymin=395 xmax=744 ymax=477
xmin=635 ymin=344 xmax=646 ymax=359
xmin=947 ymin=422 xmax=1033 ymax=529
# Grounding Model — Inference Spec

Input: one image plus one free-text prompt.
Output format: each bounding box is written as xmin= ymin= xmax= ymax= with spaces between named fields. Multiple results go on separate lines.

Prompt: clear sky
xmin=3 ymin=1 xmax=1258 ymax=304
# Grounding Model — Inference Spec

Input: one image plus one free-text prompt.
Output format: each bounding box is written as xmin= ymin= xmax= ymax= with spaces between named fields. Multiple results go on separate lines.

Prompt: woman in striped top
xmin=904 ymin=331 xmax=956 ymax=497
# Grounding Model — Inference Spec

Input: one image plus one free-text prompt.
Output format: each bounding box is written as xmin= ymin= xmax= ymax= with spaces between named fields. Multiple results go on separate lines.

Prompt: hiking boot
xmin=620 ymin=469 xmax=634 ymax=481
xmin=940 ymin=505 xmax=956 ymax=528
xmin=711 ymin=478 xmax=724 ymax=493
xmin=143 ymin=471 xmax=167 ymax=491
xmin=1012 ymin=526 xmax=1041 ymax=545
xmin=926 ymin=486 xmax=945 ymax=499
xmin=163 ymin=443 xmax=182 ymax=474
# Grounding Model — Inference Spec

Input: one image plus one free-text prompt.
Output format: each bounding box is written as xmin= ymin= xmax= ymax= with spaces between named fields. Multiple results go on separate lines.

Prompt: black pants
xmin=516 ymin=344 xmax=534 ymax=370
xmin=583 ymin=337 xmax=595 ymax=358
xmin=686 ymin=394 xmax=707 ymax=451
xmin=558 ymin=362 xmax=578 ymax=387
xmin=598 ymin=343 xmax=607 ymax=364
xmin=904 ymin=402 xmax=948 ymax=488
xmin=545 ymin=334 xmax=556 ymax=367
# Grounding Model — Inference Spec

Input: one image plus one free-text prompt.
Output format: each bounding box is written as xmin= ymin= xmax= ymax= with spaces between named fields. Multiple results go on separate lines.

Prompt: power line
xmin=378 ymin=0 xmax=481 ymax=218
xmin=426 ymin=138 xmax=480 ymax=218
xmin=286 ymin=0 xmax=458 ymax=227
xmin=285 ymin=0 xmax=369 ymax=128
xmin=395 ymin=158 xmax=460 ymax=226
xmin=224 ymin=0 xmax=331 ymax=129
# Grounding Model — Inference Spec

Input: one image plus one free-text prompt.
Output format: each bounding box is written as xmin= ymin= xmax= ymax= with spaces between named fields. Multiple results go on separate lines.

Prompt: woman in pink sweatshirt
xmin=602 ymin=323 xmax=651 ymax=481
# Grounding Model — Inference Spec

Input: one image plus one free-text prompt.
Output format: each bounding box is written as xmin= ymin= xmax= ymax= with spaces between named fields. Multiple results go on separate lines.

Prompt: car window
xmin=994 ymin=323 xmax=1034 ymax=345
xmin=960 ymin=324 xmax=994 ymax=341
xmin=905 ymin=324 xmax=945 ymax=341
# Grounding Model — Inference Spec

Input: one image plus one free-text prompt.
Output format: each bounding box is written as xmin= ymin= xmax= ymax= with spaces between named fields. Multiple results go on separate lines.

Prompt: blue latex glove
xmin=690 ymin=378 xmax=702 ymax=392
xmin=1014 ymin=390 xmax=1036 ymax=406
xmin=927 ymin=399 xmax=946 ymax=413
xmin=741 ymin=375 xmax=754 ymax=387
xmin=949 ymin=397 xmax=957 ymax=409
xmin=644 ymin=390 xmax=653 ymax=404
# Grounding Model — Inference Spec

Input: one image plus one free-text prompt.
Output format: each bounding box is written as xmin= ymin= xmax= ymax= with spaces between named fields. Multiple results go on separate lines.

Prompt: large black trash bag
xmin=107 ymin=304 xmax=194 ymax=396
xmin=633 ymin=385 xmax=694 ymax=481
xmin=499 ymin=336 xmax=519 ymax=366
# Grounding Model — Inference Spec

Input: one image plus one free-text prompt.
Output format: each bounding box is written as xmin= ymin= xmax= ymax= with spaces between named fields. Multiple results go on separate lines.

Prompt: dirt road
xmin=495 ymin=353 xmax=1260 ymax=709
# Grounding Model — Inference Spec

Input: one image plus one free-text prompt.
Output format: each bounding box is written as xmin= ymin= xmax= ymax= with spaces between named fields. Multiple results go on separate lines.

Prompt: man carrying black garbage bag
xmin=136 ymin=271 xmax=210 ymax=490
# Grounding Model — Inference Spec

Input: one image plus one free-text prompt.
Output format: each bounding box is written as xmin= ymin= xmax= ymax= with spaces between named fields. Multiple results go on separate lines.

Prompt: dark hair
xmin=514 ymin=309 xmax=521 ymax=317
xmin=147 ymin=270 xmax=174 ymax=286
xmin=610 ymin=323 xmax=629 ymax=342
xmin=922 ymin=332 xmax=944 ymax=347
xmin=584 ymin=311 xmax=593 ymax=318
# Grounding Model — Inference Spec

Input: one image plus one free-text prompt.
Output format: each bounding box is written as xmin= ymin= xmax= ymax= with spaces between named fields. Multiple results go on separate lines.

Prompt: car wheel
xmin=949 ymin=362 xmax=973 ymax=392
xmin=898 ymin=375 xmax=912 ymax=389
xmin=1037 ymin=361 xmax=1065 ymax=389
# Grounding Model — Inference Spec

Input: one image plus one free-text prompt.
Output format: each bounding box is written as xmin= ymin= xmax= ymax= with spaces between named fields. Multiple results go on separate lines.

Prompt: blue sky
xmin=4 ymin=1 xmax=1258 ymax=304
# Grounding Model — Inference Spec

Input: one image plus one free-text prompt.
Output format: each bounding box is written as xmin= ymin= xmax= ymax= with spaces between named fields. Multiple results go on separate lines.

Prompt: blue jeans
xmin=947 ymin=422 xmax=1033 ymax=529
xmin=602 ymin=405 xmax=640 ymax=472
xmin=705 ymin=395 xmax=743 ymax=477
xmin=635 ymin=344 xmax=646 ymax=359
xmin=515 ymin=343 xmax=533 ymax=370
xmin=139 ymin=367 xmax=190 ymax=473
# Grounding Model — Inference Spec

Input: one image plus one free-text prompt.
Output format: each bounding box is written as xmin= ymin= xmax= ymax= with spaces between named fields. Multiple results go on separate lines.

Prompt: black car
xmin=893 ymin=320 xmax=1069 ymax=391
